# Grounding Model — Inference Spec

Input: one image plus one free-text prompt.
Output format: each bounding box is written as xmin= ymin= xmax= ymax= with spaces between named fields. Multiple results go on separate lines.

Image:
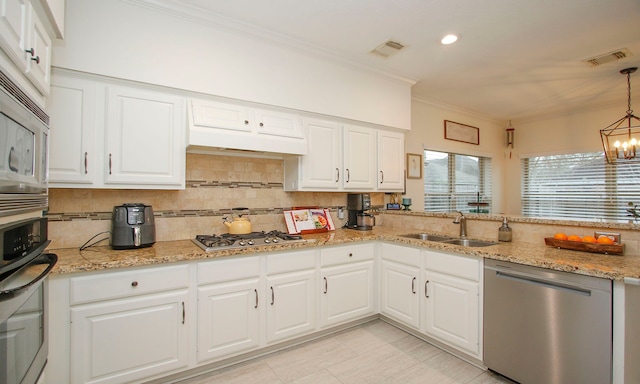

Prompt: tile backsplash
xmin=47 ymin=153 xmax=386 ymax=248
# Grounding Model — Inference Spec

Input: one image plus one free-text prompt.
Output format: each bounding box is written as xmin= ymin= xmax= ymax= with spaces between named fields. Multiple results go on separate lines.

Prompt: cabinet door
xmin=105 ymin=85 xmax=185 ymax=187
xmin=197 ymin=278 xmax=260 ymax=363
xmin=48 ymin=74 xmax=97 ymax=184
xmin=423 ymin=270 xmax=479 ymax=355
xmin=0 ymin=0 xmax=28 ymax=71
xmin=380 ymin=260 xmax=420 ymax=329
xmin=377 ymin=130 xmax=405 ymax=191
xmin=343 ymin=125 xmax=376 ymax=190
xmin=23 ymin=4 xmax=50 ymax=96
xmin=190 ymin=98 xmax=252 ymax=132
xmin=70 ymin=291 xmax=189 ymax=384
xmin=254 ymin=108 xmax=304 ymax=139
xmin=299 ymin=119 xmax=342 ymax=189
xmin=266 ymin=269 xmax=316 ymax=343
xmin=320 ymin=260 xmax=375 ymax=328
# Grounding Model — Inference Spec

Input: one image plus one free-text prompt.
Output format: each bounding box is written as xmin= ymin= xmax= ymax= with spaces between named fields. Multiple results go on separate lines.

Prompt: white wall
xmin=504 ymin=103 xmax=620 ymax=214
xmin=407 ymin=99 xmax=506 ymax=213
xmin=52 ymin=0 xmax=412 ymax=130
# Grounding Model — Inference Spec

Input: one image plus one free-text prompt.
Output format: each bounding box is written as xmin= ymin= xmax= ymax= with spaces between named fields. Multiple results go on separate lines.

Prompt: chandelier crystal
xmin=600 ymin=67 xmax=640 ymax=164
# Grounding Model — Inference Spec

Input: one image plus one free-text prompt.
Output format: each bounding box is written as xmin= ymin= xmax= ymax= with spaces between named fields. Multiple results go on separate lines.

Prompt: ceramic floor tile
xmin=389 ymin=334 xmax=445 ymax=362
xmin=465 ymin=371 xmax=517 ymax=384
xmin=266 ymin=337 xmax=357 ymax=383
xmin=176 ymin=359 xmax=282 ymax=384
xmin=419 ymin=351 xmax=487 ymax=384
xmin=173 ymin=320 xmax=504 ymax=384
xmin=288 ymin=369 xmax=343 ymax=384
xmin=327 ymin=343 xmax=422 ymax=383
xmin=333 ymin=320 xmax=409 ymax=355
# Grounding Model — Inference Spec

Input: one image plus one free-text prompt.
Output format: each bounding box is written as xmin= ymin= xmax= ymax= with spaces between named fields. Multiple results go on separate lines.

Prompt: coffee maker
xmin=346 ymin=193 xmax=375 ymax=230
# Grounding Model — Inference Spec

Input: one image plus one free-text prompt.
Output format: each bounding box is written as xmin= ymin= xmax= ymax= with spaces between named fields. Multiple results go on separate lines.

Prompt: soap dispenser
xmin=498 ymin=217 xmax=512 ymax=242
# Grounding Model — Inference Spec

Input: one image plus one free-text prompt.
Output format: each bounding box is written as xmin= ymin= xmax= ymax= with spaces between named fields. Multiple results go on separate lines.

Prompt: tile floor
xmin=175 ymin=320 xmax=515 ymax=384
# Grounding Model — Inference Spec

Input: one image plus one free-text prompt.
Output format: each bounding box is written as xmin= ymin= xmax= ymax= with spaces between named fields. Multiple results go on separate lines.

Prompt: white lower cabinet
xmin=380 ymin=243 xmax=421 ymax=329
xmin=48 ymin=242 xmax=484 ymax=384
xmin=320 ymin=243 xmax=376 ymax=328
xmin=197 ymin=256 xmax=261 ymax=363
xmin=422 ymin=249 xmax=482 ymax=358
xmin=266 ymin=250 xmax=316 ymax=343
xmin=68 ymin=265 xmax=190 ymax=384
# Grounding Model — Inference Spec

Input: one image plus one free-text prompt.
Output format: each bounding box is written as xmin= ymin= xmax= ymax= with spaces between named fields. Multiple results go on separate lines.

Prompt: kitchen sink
xmin=440 ymin=238 xmax=497 ymax=247
xmin=400 ymin=233 xmax=497 ymax=247
xmin=401 ymin=233 xmax=454 ymax=242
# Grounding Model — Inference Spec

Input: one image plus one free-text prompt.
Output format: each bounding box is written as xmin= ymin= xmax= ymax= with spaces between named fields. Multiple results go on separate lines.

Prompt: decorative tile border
xmin=46 ymin=207 xmax=345 ymax=222
xmin=186 ymin=180 xmax=283 ymax=189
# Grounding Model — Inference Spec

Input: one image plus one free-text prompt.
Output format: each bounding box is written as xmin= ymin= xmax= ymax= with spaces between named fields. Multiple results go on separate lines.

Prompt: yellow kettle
xmin=223 ymin=209 xmax=252 ymax=234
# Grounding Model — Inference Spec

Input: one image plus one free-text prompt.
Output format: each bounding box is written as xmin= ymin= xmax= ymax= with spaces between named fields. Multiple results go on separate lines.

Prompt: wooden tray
xmin=544 ymin=237 xmax=624 ymax=255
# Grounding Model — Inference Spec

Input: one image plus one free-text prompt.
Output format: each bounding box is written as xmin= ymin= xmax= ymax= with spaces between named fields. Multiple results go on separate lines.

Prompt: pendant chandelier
xmin=600 ymin=67 xmax=640 ymax=164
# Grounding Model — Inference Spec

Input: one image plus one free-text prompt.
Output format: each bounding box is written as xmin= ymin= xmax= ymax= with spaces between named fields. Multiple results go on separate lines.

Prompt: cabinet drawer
xmin=70 ymin=264 xmax=189 ymax=305
xmin=198 ymin=256 xmax=260 ymax=285
xmin=424 ymin=250 xmax=481 ymax=281
xmin=381 ymin=243 xmax=420 ymax=267
xmin=320 ymin=243 xmax=375 ymax=267
xmin=267 ymin=250 xmax=316 ymax=274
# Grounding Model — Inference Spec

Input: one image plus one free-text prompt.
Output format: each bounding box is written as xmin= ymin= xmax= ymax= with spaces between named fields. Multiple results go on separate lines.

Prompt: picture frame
xmin=406 ymin=153 xmax=423 ymax=179
xmin=444 ymin=120 xmax=480 ymax=145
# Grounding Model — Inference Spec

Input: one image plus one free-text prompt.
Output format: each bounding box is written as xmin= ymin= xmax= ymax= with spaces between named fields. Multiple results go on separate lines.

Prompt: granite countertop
xmin=47 ymin=227 xmax=640 ymax=281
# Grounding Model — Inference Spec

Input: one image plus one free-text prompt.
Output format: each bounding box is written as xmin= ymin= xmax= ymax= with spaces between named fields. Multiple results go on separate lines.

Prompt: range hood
xmin=187 ymin=98 xmax=308 ymax=156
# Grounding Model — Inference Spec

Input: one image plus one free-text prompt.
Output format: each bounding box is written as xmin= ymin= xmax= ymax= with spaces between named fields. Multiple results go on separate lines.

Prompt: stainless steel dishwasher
xmin=484 ymin=259 xmax=612 ymax=384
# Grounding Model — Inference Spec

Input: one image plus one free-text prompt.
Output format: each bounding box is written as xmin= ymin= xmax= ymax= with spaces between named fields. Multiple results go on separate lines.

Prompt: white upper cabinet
xmin=342 ymin=124 xmax=376 ymax=190
xmin=188 ymin=98 xmax=307 ymax=155
xmin=285 ymin=118 xmax=342 ymax=190
xmin=48 ymin=70 xmax=186 ymax=189
xmin=377 ymin=130 xmax=405 ymax=191
xmin=23 ymin=2 xmax=50 ymax=95
xmin=48 ymin=72 xmax=97 ymax=184
xmin=285 ymin=119 xmax=404 ymax=192
xmin=105 ymin=85 xmax=185 ymax=187
xmin=0 ymin=0 xmax=52 ymax=97
xmin=0 ymin=0 xmax=29 ymax=72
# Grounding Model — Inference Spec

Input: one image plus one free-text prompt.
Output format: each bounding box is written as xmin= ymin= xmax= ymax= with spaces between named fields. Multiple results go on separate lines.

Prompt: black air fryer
xmin=111 ymin=203 xmax=156 ymax=249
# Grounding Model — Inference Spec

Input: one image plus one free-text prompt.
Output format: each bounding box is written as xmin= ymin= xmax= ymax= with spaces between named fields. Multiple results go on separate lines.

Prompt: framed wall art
xmin=444 ymin=120 xmax=480 ymax=145
xmin=406 ymin=153 xmax=423 ymax=179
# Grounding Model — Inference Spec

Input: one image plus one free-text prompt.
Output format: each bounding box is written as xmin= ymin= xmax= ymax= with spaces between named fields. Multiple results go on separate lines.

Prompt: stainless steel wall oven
xmin=0 ymin=217 xmax=57 ymax=384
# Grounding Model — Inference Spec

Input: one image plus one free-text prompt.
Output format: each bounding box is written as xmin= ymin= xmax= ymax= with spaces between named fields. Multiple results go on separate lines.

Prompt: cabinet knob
xmin=244 ymin=120 xmax=249 ymax=125
xmin=349 ymin=252 xmax=353 ymax=257
xmin=31 ymin=56 xmax=40 ymax=64
xmin=259 ymin=122 xmax=264 ymax=127
xmin=25 ymin=48 xmax=35 ymax=56
xmin=131 ymin=281 xmax=138 ymax=287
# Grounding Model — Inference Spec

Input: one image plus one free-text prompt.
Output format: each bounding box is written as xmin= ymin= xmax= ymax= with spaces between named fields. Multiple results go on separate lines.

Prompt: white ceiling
xmin=159 ymin=0 xmax=640 ymax=121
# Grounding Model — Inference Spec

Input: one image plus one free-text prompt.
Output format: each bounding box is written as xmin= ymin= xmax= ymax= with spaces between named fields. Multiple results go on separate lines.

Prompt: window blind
xmin=423 ymin=150 xmax=493 ymax=213
xmin=521 ymin=152 xmax=640 ymax=221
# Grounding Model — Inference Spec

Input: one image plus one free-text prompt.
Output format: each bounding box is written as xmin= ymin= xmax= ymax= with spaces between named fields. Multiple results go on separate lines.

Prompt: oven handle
xmin=0 ymin=253 xmax=58 ymax=299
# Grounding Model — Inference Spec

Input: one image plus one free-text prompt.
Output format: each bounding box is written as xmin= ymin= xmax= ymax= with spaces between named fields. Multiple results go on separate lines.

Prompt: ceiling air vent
xmin=370 ymin=40 xmax=405 ymax=58
xmin=583 ymin=48 xmax=632 ymax=67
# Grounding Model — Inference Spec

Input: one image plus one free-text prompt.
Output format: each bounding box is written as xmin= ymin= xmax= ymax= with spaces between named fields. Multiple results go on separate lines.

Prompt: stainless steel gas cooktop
xmin=193 ymin=231 xmax=305 ymax=252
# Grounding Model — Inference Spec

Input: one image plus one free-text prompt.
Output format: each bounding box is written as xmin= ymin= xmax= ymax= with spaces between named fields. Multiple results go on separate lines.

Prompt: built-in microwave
xmin=0 ymin=70 xmax=49 ymax=217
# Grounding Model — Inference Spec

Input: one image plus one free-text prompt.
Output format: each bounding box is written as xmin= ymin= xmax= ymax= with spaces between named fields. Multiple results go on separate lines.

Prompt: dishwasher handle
xmin=495 ymin=270 xmax=592 ymax=296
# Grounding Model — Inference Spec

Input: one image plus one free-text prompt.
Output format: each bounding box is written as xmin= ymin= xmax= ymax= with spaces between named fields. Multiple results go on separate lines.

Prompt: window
xmin=521 ymin=152 xmax=640 ymax=221
xmin=423 ymin=150 xmax=492 ymax=213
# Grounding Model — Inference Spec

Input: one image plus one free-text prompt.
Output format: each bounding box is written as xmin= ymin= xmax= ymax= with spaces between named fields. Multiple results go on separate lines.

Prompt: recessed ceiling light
xmin=441 ymin=34 xmax=458 ymax=45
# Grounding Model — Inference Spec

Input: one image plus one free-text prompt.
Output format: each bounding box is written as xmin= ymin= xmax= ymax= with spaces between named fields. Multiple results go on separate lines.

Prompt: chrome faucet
xmin=453 ymin=211 xmax=467 ymax=238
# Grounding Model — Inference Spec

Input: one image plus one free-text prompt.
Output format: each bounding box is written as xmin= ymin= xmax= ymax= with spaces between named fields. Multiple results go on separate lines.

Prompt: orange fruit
xmin=597 ymin=236 xmax=615 ymax=245
xmin=567 ymin=235 xmax=582 ymax=242
xmin=582 ymin=236 xmax=597 ymax=243
xmin=553 ymin=233 xmax=568 ymax=240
